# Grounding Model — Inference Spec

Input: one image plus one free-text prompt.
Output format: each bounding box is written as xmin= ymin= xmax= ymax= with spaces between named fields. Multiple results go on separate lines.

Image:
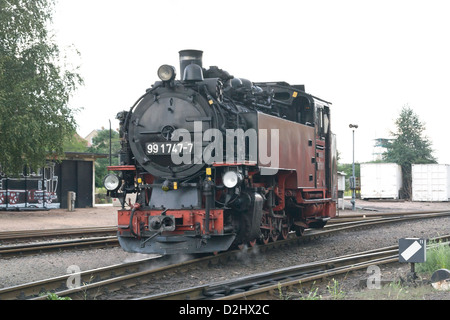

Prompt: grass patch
xmin=353 ymin=239 xmax=450 ymax=299
xmin=416 ymin=239 xmax=450 ymax=275
xmin=279 ymin=279 xmax=346 ymax=300
xmin=42 ymin=292 xmax=72 ymax=300
xmin=352 ymin=280 xmax=435 ymax=300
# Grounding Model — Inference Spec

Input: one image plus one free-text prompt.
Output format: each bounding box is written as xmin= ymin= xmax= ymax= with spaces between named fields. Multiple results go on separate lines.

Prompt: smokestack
xmin=179 ymin=49 xmax=203 ymax=81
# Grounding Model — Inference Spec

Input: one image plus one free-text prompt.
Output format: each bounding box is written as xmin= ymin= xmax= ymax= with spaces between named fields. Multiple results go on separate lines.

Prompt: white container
xmin=337 ymin=172 xmax=346 ymax=192
xmin=337 ymin=172 xmax=346 ymax=210
xmin=412 ymin=164 xmax=450 ymax=201
xmin=360 ymin=163 xmax=402 ymax=199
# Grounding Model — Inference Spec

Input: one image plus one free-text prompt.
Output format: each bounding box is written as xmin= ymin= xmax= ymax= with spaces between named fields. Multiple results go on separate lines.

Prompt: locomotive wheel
xmin=270 ymin=232 xmax=279 ymax=242
xmin=260 ymin=231 xmax=270 ymax=245
xmin=238 ymin=239 xmax=258 ymax=249
xmin=295 ymin=226 xmax=305 ymax=236
xmin=237 ymin=243 xmax=246 ymax=250
xmin=281 ymin=227 xmax=289 ymax=240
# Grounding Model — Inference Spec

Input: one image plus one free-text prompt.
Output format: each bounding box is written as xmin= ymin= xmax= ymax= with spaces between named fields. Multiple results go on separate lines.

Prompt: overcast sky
xmin=53 ymin=0 xmax=450 ymax=164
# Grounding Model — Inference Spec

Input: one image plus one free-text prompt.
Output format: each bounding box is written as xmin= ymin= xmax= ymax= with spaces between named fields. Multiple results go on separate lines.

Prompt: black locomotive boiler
xmin=105 ymin=50 xmax=337 ymax=255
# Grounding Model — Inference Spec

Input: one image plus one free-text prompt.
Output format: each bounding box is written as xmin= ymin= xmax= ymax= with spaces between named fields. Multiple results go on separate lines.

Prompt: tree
xmin=383 ymin=106 xmax=436 ymax=199
xmin=87 ymin=129 xmax=120 ymax=188
xmin=63 ymin=131 xmax=88 ymax=152
xmin=0 ymin=0 xmax=83 ymax=175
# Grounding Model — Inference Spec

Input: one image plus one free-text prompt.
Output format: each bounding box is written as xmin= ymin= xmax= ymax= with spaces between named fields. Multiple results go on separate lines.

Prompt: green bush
xmin=416 ymin=239 xmax=450 ymax=275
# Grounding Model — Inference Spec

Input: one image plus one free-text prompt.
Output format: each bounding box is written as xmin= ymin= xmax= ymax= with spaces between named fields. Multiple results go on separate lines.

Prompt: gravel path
xmin=0 ymin=200 xmax=449 ymax=300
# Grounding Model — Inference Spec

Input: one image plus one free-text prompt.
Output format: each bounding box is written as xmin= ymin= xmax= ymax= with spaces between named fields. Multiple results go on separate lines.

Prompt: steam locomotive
xmin=105 ymin=50 xmax=337 ymax=255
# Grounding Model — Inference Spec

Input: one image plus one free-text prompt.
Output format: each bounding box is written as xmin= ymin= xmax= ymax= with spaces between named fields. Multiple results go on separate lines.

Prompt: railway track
xmin=330 ymin=209 xmax=450 ymax=223
xmin=0 ymin=226 xmax=117 ymax=242
xmin=0 ymin=210 xmax=448 ymax=300
xmin=140 ymin=234 xmax=450 ymax=300
xmin=1 ymin=210 xmax=448 ymax=258
xmin=0 ymin=226 xmax=118 ymax=258
xmin=0 ymin=236 xmax=119 ymax=258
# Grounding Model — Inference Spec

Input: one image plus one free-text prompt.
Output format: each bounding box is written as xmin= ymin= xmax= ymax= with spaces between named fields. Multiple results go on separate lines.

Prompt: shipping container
xmin=360 ymin=163 xmax=402 ymax=199
xmin=337 ymin=172 xmax=346 ymax=192
xmin=337 ymin=172 xmax=346 ymax=210
xmin=412 ymin=164 xmax=450 ymax=201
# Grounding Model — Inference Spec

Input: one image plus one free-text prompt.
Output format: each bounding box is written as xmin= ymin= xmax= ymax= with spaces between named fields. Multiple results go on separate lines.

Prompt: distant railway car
xmin=0 ymin=165 xmax=59 ymax=209
xmin=105 ymin=50 xmax=337 ymax=255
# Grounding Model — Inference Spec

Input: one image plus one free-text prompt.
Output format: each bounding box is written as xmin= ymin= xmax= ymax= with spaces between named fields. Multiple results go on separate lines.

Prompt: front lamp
xmin=103 ymin=174 xmax=120 ymax=191
xmin=157 ymin=64 xmax=176 ymax=82
xmin=223 ymin=171 xmax=242 ymax=188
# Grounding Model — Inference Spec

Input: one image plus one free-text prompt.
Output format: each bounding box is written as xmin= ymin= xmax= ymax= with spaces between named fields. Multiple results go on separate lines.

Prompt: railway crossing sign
xmin=399 ymin=238 xmax=426 ymax=263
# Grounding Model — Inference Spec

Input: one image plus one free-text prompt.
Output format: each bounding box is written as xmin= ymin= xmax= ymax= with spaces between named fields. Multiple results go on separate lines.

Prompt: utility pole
xmin=349 ymin=124 xmax=358 ymax=210
xmin=109 ymin=119 xmax=112 ymax=166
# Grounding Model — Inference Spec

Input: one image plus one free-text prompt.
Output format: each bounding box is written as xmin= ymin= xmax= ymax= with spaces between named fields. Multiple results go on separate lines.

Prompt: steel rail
xmin=1 ymin=209 xmax=446 ymax=241
xmin=218 ymin=257 xmax=399 ymax=300
xmin=318 ymin=211 xmax=450 ymax=234
xmin=218 ymin=235 xmax=450 ymax=300
xmin=0 ymin=236 xmax=119 ymax=258
xmin=25 ymin=254 xmax=217 ymax=300
xmin=1 ymin=211 xmax=448 ymax=300
xmin=0 ymin=226 xmax=117 ymax=241
xmin=140 ymin=235 xmax=450 ymax=300
xmin=335 ymin=209 xmax=450 ymax=218
xmin=137 ymin=251 xmax=399 ymax=300
xmin=0 ymin=255 xmax=163 ymax=300
xmin=1 ymin=210 xmax=448 ymax=258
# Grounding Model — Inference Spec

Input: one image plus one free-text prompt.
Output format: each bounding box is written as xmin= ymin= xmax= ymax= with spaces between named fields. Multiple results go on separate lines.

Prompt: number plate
xmin=145 ymin=142 xmax=194 ymax=155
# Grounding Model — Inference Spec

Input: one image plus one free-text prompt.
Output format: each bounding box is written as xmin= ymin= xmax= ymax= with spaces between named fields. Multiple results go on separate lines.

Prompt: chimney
xmin=179 ymin=50 xmax=203 ymax=81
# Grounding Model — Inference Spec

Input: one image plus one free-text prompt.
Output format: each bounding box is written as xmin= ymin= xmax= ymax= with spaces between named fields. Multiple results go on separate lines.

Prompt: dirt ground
xmin=1 ymin=199 xmax=449 ymax=232
xmin=340 ymin=198 xmax=450 ymax=214
xmin=0 ymin=204 xmax=117 ymax=231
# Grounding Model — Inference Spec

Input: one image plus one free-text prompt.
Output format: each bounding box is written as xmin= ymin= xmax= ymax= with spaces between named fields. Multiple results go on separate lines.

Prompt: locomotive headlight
xmin=103 ymin=174 xmax=120 ymax=191
xmin=223 ymin=171 xmax=242 ymax=188
xmin=157 ymin=64 xmax=176 ymax=82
